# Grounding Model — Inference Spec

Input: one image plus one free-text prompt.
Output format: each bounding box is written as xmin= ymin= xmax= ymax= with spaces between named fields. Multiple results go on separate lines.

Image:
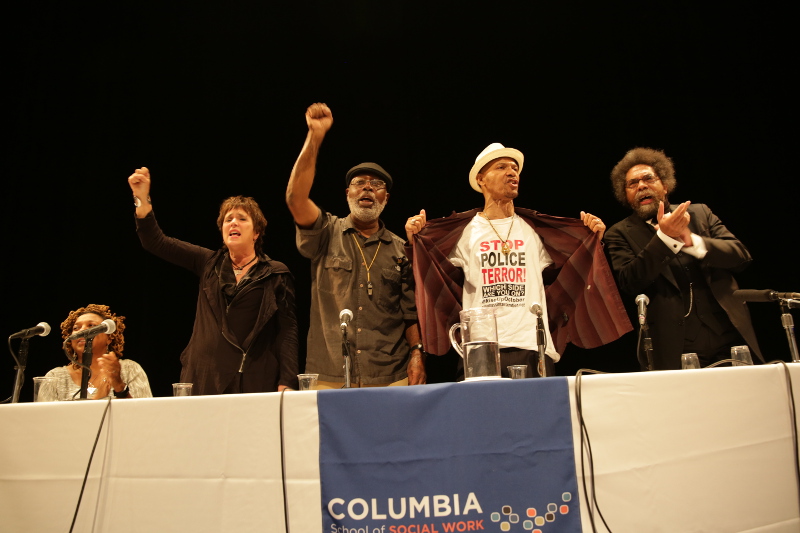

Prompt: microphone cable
xmin=279 ymin=388 xmax=291 ymax=533
xmin=574 ymin=368 xmax=613 ymax=533
xmin=69 ymin=396 xmax=113 ymax=533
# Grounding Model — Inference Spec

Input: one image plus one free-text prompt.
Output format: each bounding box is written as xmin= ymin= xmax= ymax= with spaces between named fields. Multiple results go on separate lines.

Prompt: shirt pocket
xmin=377 ymin=266 xmax=402 ymax=313
xmin=319 ymin=256 xmax=353 ymax=295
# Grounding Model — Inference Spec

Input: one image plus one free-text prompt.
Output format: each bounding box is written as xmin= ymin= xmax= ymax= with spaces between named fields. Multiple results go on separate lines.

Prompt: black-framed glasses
xmin=625 ymin=175 xmax=660 ymax=189
xmin=350 ymin=178 xmax=386 ymax=189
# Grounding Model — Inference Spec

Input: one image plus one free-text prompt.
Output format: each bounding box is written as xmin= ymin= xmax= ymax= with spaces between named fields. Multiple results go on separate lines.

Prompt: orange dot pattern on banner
xmin=491 ymin=492 xmax=573 ymax=531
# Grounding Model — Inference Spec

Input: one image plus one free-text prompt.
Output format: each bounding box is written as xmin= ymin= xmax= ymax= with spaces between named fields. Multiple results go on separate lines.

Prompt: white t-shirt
xmin=449 ymin=214 xmax=560 ymax=361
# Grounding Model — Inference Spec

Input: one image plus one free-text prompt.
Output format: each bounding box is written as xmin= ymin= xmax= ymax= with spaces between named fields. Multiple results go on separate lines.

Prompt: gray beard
xmin=633 ymin=202 xmax=660 ymax=220
xmin=632 ymin=190 xmax=666 ymax=220
xmin=347 ymin=197 xmax=386 ymax=222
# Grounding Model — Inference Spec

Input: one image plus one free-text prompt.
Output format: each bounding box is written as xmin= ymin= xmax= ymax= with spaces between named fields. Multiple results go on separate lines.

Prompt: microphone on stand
xmin=530 ymin=303 xmax=545 ymax=345
xmin=733 ymin=289 xmax=800 ymax=302
xmin=9 ymin=322 xmax=51 ymax=340
xmin=65 ymin=319 xmax=116 ymax=341
xmin=339 ymin=309 xmax=353 ymax=331
xmin=635 ymin=294 xmax=649 ymax=325
xmin=9 ymin=322 xmax=52 ymax=404
xmin=635 ymin=294 xmax=654 ymax=371
xmin=530 ymin=303 xmax=547 ymax=377
xmin=339 ymin=309 xmax=354 ymax=388
xmin=735 ymin=290 xmax=800 ymax=363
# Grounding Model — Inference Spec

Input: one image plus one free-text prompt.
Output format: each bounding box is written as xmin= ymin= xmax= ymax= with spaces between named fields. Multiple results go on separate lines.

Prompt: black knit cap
xmin=345 ymin=162 xmax=393 ymax=191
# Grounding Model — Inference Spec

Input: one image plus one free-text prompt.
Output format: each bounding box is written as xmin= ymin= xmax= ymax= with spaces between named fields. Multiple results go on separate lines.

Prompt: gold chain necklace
xmin=351 ymin=233 xmax=382 ymax=296
xmin=481 ymin=212 xmax=515 ymax=255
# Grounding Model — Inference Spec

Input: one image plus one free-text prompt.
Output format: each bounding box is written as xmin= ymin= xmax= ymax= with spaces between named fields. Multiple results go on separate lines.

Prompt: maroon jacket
xmin=406 ymin=207 xmax=632 ymax=356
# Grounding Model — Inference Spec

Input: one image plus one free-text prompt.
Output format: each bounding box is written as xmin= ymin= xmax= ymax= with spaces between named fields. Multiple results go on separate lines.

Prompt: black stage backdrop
xmin=6 ymin=2 xmax=796 ymax=398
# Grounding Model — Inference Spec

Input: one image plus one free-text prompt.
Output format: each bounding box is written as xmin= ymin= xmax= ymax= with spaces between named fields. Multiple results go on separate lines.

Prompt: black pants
xmin=683 ymin=321 xmax=746 ymax=368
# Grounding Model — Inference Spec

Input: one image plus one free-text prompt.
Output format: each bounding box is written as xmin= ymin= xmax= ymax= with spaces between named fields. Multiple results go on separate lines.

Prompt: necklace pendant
xmin=501 ymin=242 xmax=511 ymax=255
xmin=367 ymin=281 xmax=373 ymax=296
xmin=233 ymin=268 xmax=242 ymax=276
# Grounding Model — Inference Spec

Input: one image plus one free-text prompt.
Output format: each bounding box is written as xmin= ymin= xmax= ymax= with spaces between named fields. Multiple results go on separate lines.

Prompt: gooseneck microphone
xmin=9 ymin=322 xmax=51 ymax=339
xmin=733 ymin=289 xmax=800 ymax=302
xmin=735 ymin=289 xmax=800 ymax=362
xmin=65 ymin=319 xmax=116 ymax=341
xmin=635 ymin=294 xmax=650 ymax=325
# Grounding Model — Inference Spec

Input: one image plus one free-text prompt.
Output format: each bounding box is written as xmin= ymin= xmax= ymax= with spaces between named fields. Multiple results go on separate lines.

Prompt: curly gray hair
xmin=610 ymin=147 xmax=676 ymax=206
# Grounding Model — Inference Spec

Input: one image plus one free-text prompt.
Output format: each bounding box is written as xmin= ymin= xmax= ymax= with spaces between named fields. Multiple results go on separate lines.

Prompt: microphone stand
xmin=10 ymin=338 xmax=30 ymax=404
xmin=340 ymin=322 xmax=352 ymax=388
xmin=535 ymin=314 xmax=547 ymax=377
xmin=79 ymin=337 xmax=94 ymax=400
xmin=640 ymin=323 xmax=654 ymax=371
xmin=780 ymin=299 xmax=799 ymax=363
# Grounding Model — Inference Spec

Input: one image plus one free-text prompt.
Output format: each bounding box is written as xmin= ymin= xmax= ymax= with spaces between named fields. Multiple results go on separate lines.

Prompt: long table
xmin=2 ymin=364 xmax=798 ymax=532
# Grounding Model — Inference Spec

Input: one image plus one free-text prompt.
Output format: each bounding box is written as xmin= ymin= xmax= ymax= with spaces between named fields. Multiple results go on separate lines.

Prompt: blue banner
xmin=318 ymin=378 xmax=582 ymax=533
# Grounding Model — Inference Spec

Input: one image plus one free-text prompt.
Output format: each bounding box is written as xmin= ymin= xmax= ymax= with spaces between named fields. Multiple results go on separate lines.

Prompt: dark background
xmin=6 ymin=1 xmax=796 ymax=399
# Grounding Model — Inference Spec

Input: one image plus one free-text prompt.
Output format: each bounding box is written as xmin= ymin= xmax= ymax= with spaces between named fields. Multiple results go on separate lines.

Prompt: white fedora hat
xmin=469 ymin=143 xmax=524 ymax=193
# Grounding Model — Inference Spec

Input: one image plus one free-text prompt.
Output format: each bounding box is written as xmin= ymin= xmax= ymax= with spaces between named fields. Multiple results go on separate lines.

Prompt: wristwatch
xmin=133 ymin=195 xmax=151 ymax=208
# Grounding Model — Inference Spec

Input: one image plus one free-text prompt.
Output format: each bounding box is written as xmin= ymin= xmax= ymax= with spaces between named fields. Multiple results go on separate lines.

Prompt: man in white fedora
xmin=405 ymin=143 xmax=631 ymax=378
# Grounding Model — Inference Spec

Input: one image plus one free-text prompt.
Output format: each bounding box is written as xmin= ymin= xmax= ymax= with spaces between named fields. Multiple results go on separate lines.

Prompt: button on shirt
xmin=296 ymin=211 xmax=417 ymax=384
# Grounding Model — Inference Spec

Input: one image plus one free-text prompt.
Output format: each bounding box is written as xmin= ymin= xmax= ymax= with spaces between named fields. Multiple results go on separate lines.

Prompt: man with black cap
xmin=406 ymin=143 xmax=631 ymax=378
xmin=286 ymin=102 xmax=424 ymax=388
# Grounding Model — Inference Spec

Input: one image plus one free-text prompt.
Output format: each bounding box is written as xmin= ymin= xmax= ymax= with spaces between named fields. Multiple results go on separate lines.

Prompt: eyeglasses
xmin=350 ymin=178 xmax=386 ymax=189
xmin=625 ymin=175 xmax=660 ymax=190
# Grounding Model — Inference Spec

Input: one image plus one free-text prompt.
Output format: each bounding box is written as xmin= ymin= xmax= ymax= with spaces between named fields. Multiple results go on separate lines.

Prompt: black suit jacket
xmin=605 ymin=203 xmax=762 ymax=370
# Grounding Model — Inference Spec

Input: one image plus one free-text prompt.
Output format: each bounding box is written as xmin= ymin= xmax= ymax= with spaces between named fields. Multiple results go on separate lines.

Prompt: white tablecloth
xmin=1 ymin=364 xmax=798 ymax=532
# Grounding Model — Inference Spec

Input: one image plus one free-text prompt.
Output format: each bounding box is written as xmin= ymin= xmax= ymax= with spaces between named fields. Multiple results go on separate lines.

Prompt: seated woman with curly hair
xmin=39 ymin=304 xmax=153 ymax=401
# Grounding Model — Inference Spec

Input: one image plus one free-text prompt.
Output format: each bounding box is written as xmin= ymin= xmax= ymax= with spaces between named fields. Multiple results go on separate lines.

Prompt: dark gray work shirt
xmin=296 ymin=211 xmax=417 ymax=384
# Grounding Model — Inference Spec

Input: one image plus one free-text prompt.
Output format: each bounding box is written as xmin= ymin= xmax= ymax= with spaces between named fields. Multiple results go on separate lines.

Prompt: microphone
xmin=530 ymin=302 xmax=547 ymax=377
xmin=9 ymin=322 xmax=51 ymax=339
xmin=339 ymin=309 xmax=353 ymax=329
xmin=635 ymin=294 xmax=649 ymax=326
xmin=734 ymin=289 xmax=800 ymax=302
xmin=65 ymin=319 xmax=116 ymax=341
xmin=531 ymin=301 xmax=546 ymax=333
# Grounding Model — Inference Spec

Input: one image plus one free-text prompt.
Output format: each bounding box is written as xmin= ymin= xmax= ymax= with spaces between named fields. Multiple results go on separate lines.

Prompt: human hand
xmin=97 ymin=351 xmax=125 ymax=390
xmin=655 ymin=200 xmax=692 ymax=245
xmin=405 ymin=209 xmax=427 ymax=243
xmin=407 ymin=352 xmax=427 ymax=385
xmin=305 ymin=102 xmax=333 ymax=135
xmin=580 ymin=211 xmax=606 ymax=240
xmin=128 ymin=167 xmax=151 ymax=198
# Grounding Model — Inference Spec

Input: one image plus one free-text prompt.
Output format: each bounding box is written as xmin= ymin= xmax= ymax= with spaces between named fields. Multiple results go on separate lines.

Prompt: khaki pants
xmin=314 ymin=377 xmax=409 ymax=390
